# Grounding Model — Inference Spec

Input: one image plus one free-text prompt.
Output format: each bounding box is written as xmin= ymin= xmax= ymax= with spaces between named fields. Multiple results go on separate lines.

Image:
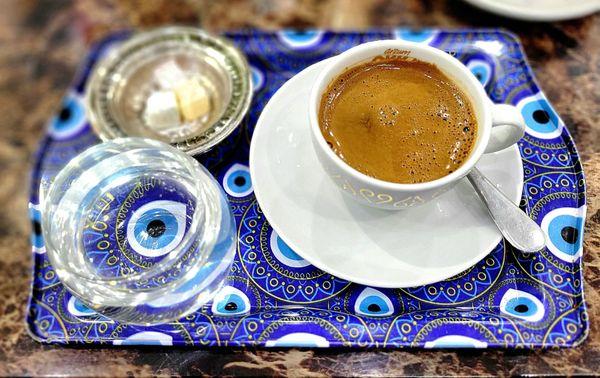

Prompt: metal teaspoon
xmin=467 ymin=167 xmax=546 ymax=253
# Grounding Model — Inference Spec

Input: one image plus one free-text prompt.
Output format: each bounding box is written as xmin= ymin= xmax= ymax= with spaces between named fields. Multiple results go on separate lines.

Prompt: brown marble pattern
xmin=0 ymin=0 xmax=598 ymax=376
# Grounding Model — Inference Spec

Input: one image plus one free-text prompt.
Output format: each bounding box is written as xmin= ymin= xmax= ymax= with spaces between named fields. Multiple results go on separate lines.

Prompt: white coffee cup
xmin=308 ymin=40 xmax=526 ymax=210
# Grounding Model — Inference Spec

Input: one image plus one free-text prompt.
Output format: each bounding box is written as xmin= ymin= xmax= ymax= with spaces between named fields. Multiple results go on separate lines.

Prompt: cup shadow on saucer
xmin=318 ymin=175 xmax=499 ymax=272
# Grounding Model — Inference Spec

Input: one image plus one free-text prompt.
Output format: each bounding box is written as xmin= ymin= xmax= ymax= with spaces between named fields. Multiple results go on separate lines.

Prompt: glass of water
xmin=42 ymin=138 xmax=236 ymax=325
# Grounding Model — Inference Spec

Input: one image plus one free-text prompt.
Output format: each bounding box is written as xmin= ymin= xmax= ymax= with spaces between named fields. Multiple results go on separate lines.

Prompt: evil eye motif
xmin=223 ymin=163 xmax=253 ymax=197
xmin=126 ymin=200 xmax=187 ymax=258
xmin=270 ymin=231 xmax=310 ymax=268
xmin=424 ymin=335 xmax=488 ymax=348
xmin=250 ymin=65 xmax=264 ymax=92
xmin=67 ymin=295 xmax=96 ymax=317
xmin=211 ymin=286 xmax=251 ymax=316
xmin=466 ymin=59 xmax=492 ymax=87
xmin=278 ymin=30 xmax=324 ymax=49
xmin=394 ymin=29 xmax=437 ymax=44
xmin=113 ymin=331 xmax=173 ymax=346
xmin=517 ymin=93 xmax=564 ymax=139
xmin=146 ymin=250 xmax=236 ymax=308
xmin=541 ymin=206 xmax=585 ymax=262
xmin=265 ymin=332 xmax=330 ymax=347
xmin=29 ymin=203 xmax=45 ymax=254
xmin=500 ymin=288 xmax=545 ymax=322
xmin=48 ymin=93 xmax=87 ymax=140
xmin=354 ymin=287 xmax=394 ymax=317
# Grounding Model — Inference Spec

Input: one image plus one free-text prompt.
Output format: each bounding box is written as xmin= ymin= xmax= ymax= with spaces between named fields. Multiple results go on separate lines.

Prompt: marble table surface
xmin=0 ymin=0 xmax=598 ymax=376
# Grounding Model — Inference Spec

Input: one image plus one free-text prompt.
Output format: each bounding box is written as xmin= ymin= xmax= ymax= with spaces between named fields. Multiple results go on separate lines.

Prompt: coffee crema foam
xmin=318 ymin=57 xmax=477 ymax=184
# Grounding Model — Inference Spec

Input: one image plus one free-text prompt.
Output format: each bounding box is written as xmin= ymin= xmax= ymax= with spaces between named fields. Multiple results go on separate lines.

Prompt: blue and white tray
xmin=27 ymin=29 xmax=588 ymax=348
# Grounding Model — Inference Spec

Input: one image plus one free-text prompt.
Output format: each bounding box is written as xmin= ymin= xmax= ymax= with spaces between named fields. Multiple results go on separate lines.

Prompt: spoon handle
xmin=467 ymin=167 xmax=546 ymax=253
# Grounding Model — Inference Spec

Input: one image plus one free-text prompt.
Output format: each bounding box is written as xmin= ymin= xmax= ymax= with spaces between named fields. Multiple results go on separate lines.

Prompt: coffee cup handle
xmin=485 ymin=103 xmax=526 ymax=154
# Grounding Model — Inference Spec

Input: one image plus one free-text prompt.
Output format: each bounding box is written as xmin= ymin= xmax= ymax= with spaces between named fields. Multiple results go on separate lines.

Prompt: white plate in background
xmin=463 ymin=0 xmax=600 ymax=21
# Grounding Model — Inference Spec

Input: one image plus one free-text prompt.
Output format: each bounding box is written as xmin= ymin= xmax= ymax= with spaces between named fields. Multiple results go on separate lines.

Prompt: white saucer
xmin=463 ymin=0 xmax=600 ymax=21
xmin=250 ymin=61 xmax=524 ymax=288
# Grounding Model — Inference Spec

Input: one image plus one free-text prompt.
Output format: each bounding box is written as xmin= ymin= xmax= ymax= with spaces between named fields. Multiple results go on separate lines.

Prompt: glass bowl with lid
xmin=41 ymin=137 xmax=236 ymax=325
xmin=86 ymin=26 xmax=252 ymax=155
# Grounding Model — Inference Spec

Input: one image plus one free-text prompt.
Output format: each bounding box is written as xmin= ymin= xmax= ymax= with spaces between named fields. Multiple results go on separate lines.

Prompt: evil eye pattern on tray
xmin=27 ymin=29 xmax=587 ymax=348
